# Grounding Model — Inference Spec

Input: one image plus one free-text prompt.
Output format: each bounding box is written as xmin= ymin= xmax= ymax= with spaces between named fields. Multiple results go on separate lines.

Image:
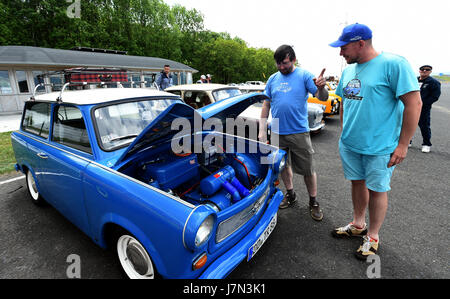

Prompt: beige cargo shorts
xmin=272 ymin=132 xmax=315 ymax=176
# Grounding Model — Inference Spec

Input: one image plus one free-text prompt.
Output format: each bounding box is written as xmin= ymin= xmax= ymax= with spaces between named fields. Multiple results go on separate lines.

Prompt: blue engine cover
xmin=142 ymin=154 xmax=199 ymax=190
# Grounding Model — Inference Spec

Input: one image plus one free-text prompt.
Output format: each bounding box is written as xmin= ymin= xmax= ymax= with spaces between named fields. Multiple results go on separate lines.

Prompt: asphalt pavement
xmin=0 ymin=84 xmax=449 ymax=279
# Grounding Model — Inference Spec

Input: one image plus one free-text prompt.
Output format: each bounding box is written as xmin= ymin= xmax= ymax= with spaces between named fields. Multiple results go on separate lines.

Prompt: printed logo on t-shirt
xmin=343 ymin=79 xmax=363 ymax=100
xmin=275 ymin=82 xmax=292 ymax=93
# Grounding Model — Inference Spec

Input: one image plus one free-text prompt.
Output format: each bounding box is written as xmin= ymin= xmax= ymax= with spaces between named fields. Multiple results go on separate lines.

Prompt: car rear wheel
xmin=26 ymin=169 xmax=45 ymax=206
xmin=116 ymin=234 xmax=156 ymax=279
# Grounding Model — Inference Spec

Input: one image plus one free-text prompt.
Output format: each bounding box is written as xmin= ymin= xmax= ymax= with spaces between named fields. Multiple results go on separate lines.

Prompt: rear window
xmin=22 ymin=102 xmax=51 ymax=139
xmin=52 ymin=105 xmax=92 ymax=154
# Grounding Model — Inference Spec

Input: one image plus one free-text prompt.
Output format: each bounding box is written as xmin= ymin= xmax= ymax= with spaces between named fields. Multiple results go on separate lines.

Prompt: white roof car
xmin=165 ymin=84 xmax=242 ymax=109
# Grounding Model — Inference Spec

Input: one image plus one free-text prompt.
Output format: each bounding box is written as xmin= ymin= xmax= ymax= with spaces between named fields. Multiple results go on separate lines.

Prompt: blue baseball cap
xmin=329 ymin=23 xmax=373 ymax=47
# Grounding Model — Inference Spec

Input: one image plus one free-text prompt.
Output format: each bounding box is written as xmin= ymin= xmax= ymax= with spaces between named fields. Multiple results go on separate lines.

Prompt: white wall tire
xmin=116 ymin=234 xmax=156 ymax=279
xmin=26 ymin=169 xmax=45 ymax=206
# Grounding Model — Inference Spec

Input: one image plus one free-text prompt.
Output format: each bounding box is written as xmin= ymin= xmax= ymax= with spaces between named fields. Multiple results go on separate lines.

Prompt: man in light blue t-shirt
xmin=259 ymin=45 xmax=328 ymax=221
xmin=330 ymin=23 xmax=422 ymax=260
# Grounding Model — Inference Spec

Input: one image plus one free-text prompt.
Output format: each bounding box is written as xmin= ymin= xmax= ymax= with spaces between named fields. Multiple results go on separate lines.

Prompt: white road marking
xmin=434 ymin=105 xmax=450 ymax=115
xmin=0 ymin=175 xmax=25 ymax=185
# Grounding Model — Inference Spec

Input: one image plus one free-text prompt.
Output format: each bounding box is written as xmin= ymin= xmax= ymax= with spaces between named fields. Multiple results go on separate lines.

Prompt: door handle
xmin=37 ymin=152 xmax=48 ymax=159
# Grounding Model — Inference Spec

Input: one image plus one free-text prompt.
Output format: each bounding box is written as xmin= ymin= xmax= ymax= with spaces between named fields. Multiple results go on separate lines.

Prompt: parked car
xmin=165 ymin=84 xmax=242 ymax=109
xmin=245 ymin=81 xmax=265 ymax=85
xmin=238 ymin=101 xmax=326 ymax=140
xmin=11 ymin=87 xmax=286 ymax=279
xmin=307 ymin=82 xmax=341 ymax=117
xmin=238 ymin=84 xmax=266 ymax=94
xmin=168 ymin=84 xmax=325 ymax=139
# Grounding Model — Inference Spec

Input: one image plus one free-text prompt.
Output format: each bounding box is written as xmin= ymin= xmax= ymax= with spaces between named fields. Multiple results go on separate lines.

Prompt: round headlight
xmin=279 ymin=156 xmax=286 ymax=172
xmin=195 ymin=215 xmax=214 ymax=247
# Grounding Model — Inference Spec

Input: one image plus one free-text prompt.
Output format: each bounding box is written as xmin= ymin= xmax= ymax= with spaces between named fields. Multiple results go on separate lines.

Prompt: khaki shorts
xmin=273 ymin=132 xmax=315 ymax=176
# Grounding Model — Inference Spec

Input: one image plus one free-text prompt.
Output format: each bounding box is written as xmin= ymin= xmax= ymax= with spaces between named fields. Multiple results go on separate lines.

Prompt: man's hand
xmin=258 ymin=130 xmax=268 ymax=143
xmin=313 ymin=68 xmax=328 ymax=101
xmin=388 ymin=144 xmax=408 ymax=168
xmin=313 ymin=68 xmax=327 ymax=89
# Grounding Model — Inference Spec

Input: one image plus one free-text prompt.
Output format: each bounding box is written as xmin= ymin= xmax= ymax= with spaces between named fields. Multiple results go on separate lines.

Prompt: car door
xmin=40 ymin=104 xmax=92 ymax=235
xmin=20 ymin=102 xmax=52 ymax=194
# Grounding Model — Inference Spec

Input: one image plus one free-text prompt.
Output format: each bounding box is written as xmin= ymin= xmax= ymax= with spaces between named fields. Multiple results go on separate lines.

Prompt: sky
xmin=164 ymin=0 xmax=450 ymax=77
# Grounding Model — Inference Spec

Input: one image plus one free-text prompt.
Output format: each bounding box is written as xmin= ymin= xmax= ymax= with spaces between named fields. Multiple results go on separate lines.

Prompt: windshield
xmin=212 ymin=88 xmax=242 ymax=101
xmin=94 ymin=98 xmax=179 ymax=151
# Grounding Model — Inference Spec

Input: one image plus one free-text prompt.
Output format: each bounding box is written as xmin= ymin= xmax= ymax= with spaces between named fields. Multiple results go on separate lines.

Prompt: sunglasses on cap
xmin=420 ymin=68 xmax=432 ymax=71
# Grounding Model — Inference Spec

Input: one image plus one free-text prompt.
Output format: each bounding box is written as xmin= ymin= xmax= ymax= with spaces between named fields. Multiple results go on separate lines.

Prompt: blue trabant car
xmin=11 ymin=87 xmax=286 ymax=279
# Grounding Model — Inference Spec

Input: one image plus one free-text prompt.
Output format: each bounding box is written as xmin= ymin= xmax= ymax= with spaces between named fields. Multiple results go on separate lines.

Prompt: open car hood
xmin=114 ymin=92 xmax=268 ymax=167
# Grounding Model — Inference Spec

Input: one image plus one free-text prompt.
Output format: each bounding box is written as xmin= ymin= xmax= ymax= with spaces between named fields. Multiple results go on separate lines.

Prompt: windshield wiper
xmin=109 ymin=134 xmax=138 ymax=142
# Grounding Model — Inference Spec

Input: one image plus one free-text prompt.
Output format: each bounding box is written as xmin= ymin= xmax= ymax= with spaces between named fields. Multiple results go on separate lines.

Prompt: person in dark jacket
xmin=415 ymin=65 xmax=441 ymax=153
xmin=155 ymin=65 xmax=173 ymax=90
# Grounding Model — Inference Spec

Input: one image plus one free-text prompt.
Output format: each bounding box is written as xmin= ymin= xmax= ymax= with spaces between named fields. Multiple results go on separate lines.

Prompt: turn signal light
xmin=274 ymin=180 xmax=280 ymax=186
xmin=193 ymin=253 xmax=207 ymax=270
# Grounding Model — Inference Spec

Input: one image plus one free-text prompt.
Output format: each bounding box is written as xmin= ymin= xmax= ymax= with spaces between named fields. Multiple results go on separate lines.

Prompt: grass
xmin=0 ymin=131 xmax=16 ymax=175
xmin=434 ymin=75 xmax=450 ymax=82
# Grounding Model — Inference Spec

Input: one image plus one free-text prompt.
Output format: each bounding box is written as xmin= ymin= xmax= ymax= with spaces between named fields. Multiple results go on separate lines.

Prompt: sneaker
xmin=355 ymin=235 xmax=379 ymax=260
xmin=279 ymin=191 xmax=297 ymax=209
xmin=309 ymin=201 xmax=323 ymax=221
xmin=408 ymin=140 xmax=412 ymax=147
xmin=421 ymin=145 xmax=431 ymax=153
xmin=332 ymin=222 xmax=367 ymax=238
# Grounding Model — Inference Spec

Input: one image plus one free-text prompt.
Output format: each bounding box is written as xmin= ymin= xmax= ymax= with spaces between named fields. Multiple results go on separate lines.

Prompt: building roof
xmin=0 ymin=46 xmax=197 ymax=72
xmin=33 ymin=88 xmax=180 ymax=105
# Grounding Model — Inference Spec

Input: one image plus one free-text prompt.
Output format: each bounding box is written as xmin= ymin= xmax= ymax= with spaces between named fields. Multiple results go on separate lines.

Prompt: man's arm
xmin=388 ymin=91 xmax=422 ymax=167
xmin=155 ymin=74 xmax=162 ymax=89
xmin=258 ymin=100 xmax=271 ymax=143
xmin=313 ymin=68 xmax=329 ymax=101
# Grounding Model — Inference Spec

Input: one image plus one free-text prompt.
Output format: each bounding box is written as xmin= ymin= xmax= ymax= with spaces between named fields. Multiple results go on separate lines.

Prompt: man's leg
xmin=303 ymin=172 xmax=317 ymax=197
xmin=351 ymin=180 xmax=369 ymax=229
xmin=418 ymin=105 xmax=432 ymax=146
xmin=281 ymin=165 xmax=294 ymax=190
xmin=304 ymin=172 xmax=323 ymax=221
xmin=367 ymin=190 xmax=388 ymax=241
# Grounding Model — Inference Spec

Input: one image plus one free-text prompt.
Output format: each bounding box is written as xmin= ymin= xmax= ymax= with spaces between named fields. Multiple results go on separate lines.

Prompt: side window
xmin=0 ymin=70 xmax=13 ymax=94
xmin=184 ymin=91 xmax=210 ymax=109
xmin=22 ymin=102 xmax=51 ymax=139
xmin=52 ymin=106 xmax=92 ymax=154
xmin=16 ymin=71 xmax=29 ymax=93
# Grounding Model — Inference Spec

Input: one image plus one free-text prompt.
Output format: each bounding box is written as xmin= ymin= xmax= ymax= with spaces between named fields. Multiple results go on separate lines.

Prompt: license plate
xmin=247 ymin=213 xmax=277 ymax=261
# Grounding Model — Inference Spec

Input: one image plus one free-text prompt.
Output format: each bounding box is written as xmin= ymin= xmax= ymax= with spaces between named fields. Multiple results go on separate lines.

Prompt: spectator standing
xmin=206 ymin=74 xmax=212 ymax=83
xmin=155 ymin=65 xmax=173 ymax=90
xmin=259 ymin=45 xmax=328 ymax=221
xmin=196 ymin=75 xmax=207 ymax=84
xmin=415 ymin=65 xmax=441 ymax=153
xmin=330 ymin=23 xmax=422 ymax=260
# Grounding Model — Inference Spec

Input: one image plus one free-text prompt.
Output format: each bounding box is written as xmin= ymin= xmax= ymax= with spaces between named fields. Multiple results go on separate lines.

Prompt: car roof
xmin=32 ymin=88 xmax=178 ymax=105
xmin=165 ymin=83 xmax=237 ymax=92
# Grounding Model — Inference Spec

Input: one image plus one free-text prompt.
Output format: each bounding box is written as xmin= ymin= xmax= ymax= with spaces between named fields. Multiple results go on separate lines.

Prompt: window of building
xmin=16 ymin=71 xmax=29 ymax=93
xmin=0 ymin=70 xmax=13 ymax=94
xmin=22 ymin=102 xmax=51 ymax=139
xmin=32 ymin=71 xmax=46 ymax=93
xmin=52 ymin=105 xmax=92 ymax=154
xmin=143 ymin=72 xmax=157 ymax=88
xmin=172 ymin=73 xmax=178 ymax=86
xmin=49 ymin=74 xmax=65 ymax=91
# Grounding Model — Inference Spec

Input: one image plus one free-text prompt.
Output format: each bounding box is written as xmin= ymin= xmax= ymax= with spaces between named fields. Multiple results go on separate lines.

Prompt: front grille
xmin=215 ymin=186 xmax=269 ymax=243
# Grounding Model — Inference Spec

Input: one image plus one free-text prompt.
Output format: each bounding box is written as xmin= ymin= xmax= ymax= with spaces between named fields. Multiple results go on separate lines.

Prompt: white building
xmin=0 ymin=46 xmax=197 ymax=114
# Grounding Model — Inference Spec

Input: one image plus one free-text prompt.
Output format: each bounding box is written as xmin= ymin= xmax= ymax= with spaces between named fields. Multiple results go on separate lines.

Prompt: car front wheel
xmin=116 ymin=233 xmax=157 ymax=279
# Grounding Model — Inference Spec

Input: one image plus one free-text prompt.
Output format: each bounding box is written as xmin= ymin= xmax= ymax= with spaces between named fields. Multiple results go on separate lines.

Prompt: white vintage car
xmin=165 ymin=84 xmax=242 ymax=109
xmin=166 ymin=83 xmax=325 ymax=139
